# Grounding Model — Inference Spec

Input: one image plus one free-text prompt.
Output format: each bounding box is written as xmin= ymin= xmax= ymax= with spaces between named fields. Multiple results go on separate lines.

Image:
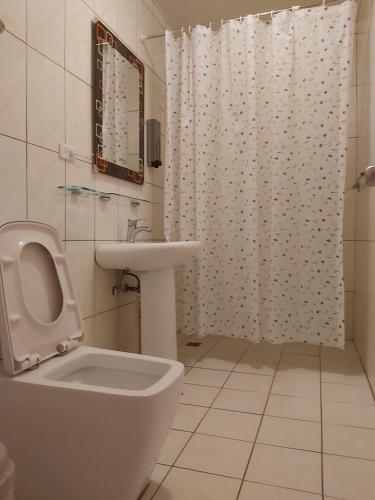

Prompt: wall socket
xmin=58 ymin=143 xmax=75 ymax=162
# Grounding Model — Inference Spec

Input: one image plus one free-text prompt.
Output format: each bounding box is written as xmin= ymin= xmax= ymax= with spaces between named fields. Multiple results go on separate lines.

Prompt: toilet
xmin=0 ymin=221 xmax=184 ymax=500
xmin=0 ymin=443 xmax=15 ymax=500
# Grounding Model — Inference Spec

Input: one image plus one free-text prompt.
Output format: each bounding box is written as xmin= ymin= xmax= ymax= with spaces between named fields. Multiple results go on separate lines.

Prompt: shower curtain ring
xmin=322 ymin=0 xmax=326 ymax=6
xmin=188 ymin=25 xmax=192 ymax=34
xmin=239 ymin=16 xmax=242 ymax=22
xmin=181 ymin=26 xmax=184 ymax=35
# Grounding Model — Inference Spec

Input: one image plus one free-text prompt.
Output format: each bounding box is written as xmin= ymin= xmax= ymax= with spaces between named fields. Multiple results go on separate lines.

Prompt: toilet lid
xmin=0 ymin=221 xmax=83 ymax=375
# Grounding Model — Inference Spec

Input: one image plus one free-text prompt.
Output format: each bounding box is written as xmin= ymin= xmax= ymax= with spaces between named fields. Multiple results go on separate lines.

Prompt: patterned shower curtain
xmin=164 ymin=1 xmax=356 ymax=346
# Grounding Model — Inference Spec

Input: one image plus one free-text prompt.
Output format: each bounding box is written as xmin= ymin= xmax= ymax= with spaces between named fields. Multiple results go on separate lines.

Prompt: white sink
xmin=95 ymin=241 xmax=201 ymax=360
xmin=95 ymin=241 xmax=201 ymax=271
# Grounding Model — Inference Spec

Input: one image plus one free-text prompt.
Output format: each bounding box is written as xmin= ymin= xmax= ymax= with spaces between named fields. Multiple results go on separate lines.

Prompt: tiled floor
xmin=141 ymin=336 xmax=375 ymax=500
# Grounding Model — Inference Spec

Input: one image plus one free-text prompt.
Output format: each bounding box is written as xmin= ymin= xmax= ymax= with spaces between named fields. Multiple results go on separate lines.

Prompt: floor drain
xmin=185 ymin=342 xmax=202 ymax=347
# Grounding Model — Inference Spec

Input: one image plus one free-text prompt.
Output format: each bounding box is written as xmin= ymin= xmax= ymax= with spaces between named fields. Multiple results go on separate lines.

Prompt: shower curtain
xmin=164 ymin=1 xmax=356 ymax=346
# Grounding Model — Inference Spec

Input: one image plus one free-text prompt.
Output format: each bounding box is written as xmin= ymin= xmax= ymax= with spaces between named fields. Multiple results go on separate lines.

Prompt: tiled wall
xmin=353 ymin=0 xmax=375 ymax=392
xmin=0 ymin=0 xmax=168 ymax=351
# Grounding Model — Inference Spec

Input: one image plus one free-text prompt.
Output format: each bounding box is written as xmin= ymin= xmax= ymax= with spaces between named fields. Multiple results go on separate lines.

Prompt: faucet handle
xmin=128 ymin=218 xmax=147 ymax=228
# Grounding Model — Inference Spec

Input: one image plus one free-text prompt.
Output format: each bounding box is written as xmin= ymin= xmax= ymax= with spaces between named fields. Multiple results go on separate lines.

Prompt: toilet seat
xmin=0 ymin=222 xmax=83 ymax=374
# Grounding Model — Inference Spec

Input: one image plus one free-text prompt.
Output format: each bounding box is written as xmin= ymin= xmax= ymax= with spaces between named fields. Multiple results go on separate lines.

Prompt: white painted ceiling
xmin=155 ymin=0 xmax=322 ymax=29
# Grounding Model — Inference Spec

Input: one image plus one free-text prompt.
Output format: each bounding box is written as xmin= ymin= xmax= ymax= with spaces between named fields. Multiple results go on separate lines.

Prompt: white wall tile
xmin=348 ymin=85 xmax=357 ymax=138
xmin=118 ymin=301 xmax=140 ymax=353
xmin=357 ymin=31 xmax=375 ymax=85
xmin=66 ymin=160 xmax=95 ymax=240
xmin=136 ymin=0 xmax=165 ymax=80
xmin=27 ymin=0 xmax=64 ymax=66
xmin=65 ymin=73 xmax=93 ymax=158
xmin=357 ymin=83 xmax=375 ymax=138
xmin=343 ymin=190 xmax=356 ymax=241
xmin=0 ymin=0 xmax=27 ymax=40
xmin=94 ymin=0 xmax=118 ymax=32
xmin=0 ymin=33 xmax=26 ymax=140
xmin=27 ymin=48 xmax=65 ymax=152
xmin=66 ymin=241 xmax=96 ymax=318
xmin=357 ymin=0 xmax=375 ymax=34
xmin=356 ymin=135 xmax=375 ymax=174
xmin=152 ymin=185 xmax=164 ymax=240
xmin=356 ymin=184 xmax=375 ymax=242
xmin=95 ymin=173 xmax=119 ymax=240
xmin=346 ymin=137 xmax=357 ymax=189
xmin=344 ymin=241 xmax=355 ymax=291
xmin=0 ymin=136 xmax=26 ymax=225
xmin=65 ymin=0 xmax=94 ymax=85
xmin=0 ymin=0 xmax=167 ymax=352
xmin=27 ymin=144 xmax=65 ymax=238
xmin=117 ymin=0 xmax=137 ymax=51
xmin=90 ymin=308 xmax=118 ymax=349
xmin=94 ymin=259 xmax=118 ymax=313
xmin=345 ymin=291 xmax=354 ymax=340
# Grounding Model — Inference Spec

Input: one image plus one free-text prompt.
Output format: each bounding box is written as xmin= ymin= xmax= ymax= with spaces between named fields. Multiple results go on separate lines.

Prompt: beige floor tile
xmin=283 ymin=343 xmax=320 ymax=356
xmin=176 ymin=433 xmax=253 ymax=479
xmin=266 ymin=394 xmax=321 ymax=422
xmin=140 ymin=464 xmax=170 ymax=500
xmin=241 ymin=348 xmax=281 ymax=363
xmin=322 ymin=383 xmax=374 ymax=405
xmin=323 ymin=454 xmax=375 ymax=500
xmin=323 ymin=424 xmax=375 ymax=460
xmin=245 ymin=444 xmax=321 ymax=494
xmin=224 ymin=372 xmax=273 ymax=393
xmin=247 ymin=342 xmax=284 ymax=354
xmin=234 ymin=350 xmax=278 ymax=376
xmin=172 ymin=404 xmax=207 ymax=432
xmin=180 ymin=384 xmax=220 ymax=407
xmin=322 ymin=400 xmax=375 ymax=428
xmin=177 ymin=345 xmax=210 ymax=366
xmin=196 ymin=408 xmax=261 ymax=441
xmin=158 ymin=430 xmax=191 ymax=466
xmin=257 ymin=416 xmax=321 ymax=452
xmin=184 ymin=368 xmax=230 ymax=387
xmin=279 ymin=353 xmax=320 ymax=370
xmin=212 ymin=388 xmax=268 ymax=414
xmin=321 ymin=369 xmax=369 ymax=387
xmin=239 ymin=481 xmax=322 ymax=500
xmin=153 ymin=467 xmax=241 ymax=500
xmin=272 ymin=375 xmax=320 ymax=399
xmin=195 ymin=354 xmax=240 ymax=371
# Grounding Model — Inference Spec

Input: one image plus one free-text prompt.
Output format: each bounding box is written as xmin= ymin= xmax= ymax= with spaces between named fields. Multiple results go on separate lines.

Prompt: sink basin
xmin=95 ymin=241 xmax=201 ymax=271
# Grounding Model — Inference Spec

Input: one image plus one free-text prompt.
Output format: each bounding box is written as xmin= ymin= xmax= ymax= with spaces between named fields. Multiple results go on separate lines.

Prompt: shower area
xmin=141 ymin=0 xmax=375 ymax=498
xmin=151 ymin=0 xmax=375 ymax=392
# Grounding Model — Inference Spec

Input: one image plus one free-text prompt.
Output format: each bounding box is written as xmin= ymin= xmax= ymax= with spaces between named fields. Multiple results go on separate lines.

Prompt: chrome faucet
xmin=127 ymin=218 xmax=151 ymax=243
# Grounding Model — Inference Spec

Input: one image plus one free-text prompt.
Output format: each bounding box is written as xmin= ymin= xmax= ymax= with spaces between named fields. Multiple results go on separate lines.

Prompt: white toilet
xmin=0 ymin=443 xmax=15 ymax=500
xmin=0 ymin=221 xmax=184 ymax=500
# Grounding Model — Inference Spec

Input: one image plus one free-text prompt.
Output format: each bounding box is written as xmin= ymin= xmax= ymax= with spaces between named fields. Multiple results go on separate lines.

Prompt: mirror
xmin=93 ymin=21 xmax=145 ymax=184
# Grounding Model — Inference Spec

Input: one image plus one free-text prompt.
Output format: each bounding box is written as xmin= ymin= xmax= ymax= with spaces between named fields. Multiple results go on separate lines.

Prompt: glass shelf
xmin=57 ymin=185 xmax=157 ymax=205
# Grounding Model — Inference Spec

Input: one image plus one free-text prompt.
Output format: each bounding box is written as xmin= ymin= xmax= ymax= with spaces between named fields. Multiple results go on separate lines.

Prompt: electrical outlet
xmin=58 ymin=143 xmax=75 ymax=162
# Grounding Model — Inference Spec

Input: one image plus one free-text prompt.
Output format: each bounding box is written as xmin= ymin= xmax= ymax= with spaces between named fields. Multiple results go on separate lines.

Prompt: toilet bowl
xmin=0 ymin=443 xmax=15 ymax=500
xmin=0 ymin=221 xmax=184 ymax=500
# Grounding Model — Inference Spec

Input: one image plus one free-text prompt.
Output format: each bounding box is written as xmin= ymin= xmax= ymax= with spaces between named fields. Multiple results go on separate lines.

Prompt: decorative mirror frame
xmin=93 ymin=20 xmax=145 ymax=185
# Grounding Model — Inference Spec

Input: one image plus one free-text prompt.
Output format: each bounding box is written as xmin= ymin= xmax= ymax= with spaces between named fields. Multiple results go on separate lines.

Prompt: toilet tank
xmin=0 ymin=442 xmax=15 ymax=500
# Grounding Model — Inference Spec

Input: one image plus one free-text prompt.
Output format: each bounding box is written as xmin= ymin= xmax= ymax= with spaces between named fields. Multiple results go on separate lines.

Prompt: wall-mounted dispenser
xmin=147 ymin=119 xmax=162 ymax=168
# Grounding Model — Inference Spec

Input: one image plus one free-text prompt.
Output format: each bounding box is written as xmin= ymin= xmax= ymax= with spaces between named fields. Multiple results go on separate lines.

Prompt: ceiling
xmin=155 ymin=0 xmax=323 ymax=29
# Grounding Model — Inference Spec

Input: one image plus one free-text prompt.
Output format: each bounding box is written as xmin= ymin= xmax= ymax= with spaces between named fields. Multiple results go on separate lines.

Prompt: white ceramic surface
xmin=95 ymin=241 xmax=201 ymax=359
xmin=0 ymin=221 xmax=184 ymax=500
xmin=95 ymin=241 xmax=201 ymax=271
xmin=0 ymin=347 xmax=184 ymax=500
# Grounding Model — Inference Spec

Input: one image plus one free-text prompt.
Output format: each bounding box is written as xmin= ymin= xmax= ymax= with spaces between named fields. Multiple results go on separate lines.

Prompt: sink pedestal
xmin=139 ymin=268 xmax=177 ymax=360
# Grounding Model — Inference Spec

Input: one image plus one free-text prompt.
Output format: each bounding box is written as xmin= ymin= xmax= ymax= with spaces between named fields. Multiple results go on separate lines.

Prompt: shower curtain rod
xmin=141 ymin=0 xmax=345 ymax=41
